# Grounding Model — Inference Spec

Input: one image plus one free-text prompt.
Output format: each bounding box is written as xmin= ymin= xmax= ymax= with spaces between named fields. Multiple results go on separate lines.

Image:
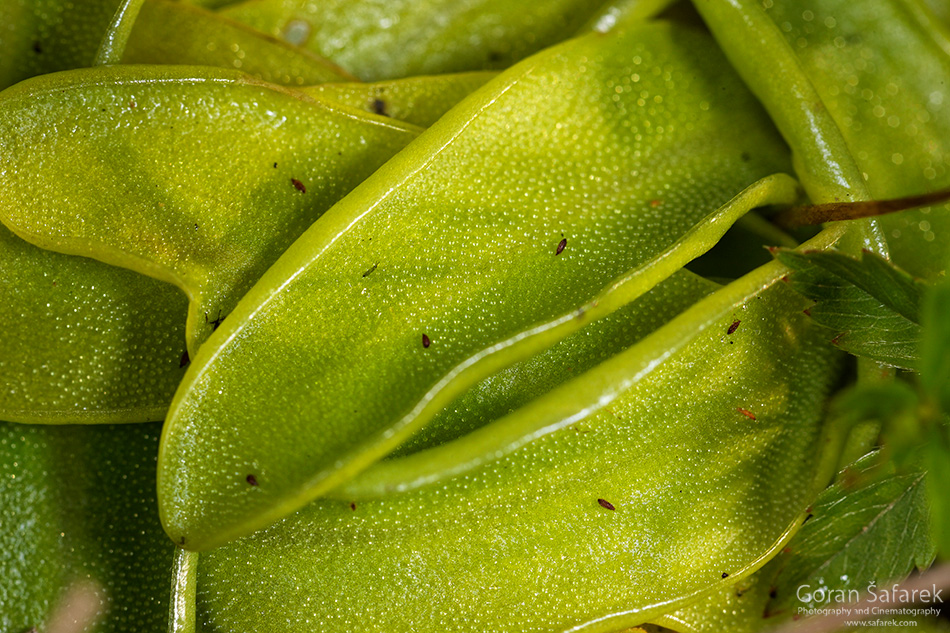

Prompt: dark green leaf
xmin=777 ymin=248 xmax=925 ymax=369
xmin=767 ymin=453 xmax=935 ymax=615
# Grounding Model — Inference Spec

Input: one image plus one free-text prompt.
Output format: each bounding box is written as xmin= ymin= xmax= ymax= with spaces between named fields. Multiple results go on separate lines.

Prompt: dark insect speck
xmin=727 ymin=320 xmax=741 ymax=335
xmin=350 ymin=502 xmax=357 ymax=511
xmin=362 ymin=262 xmax=378 ymax=278
xmin=179 ymin=351 xmax=190 ymax=368
xmin=371 ymin=98 xmax=388 ymax=116
xmin=804 ymin=512 xmax=814 ymax=523
xmin=273 ymin=162 xmax=278 ymax=168
xmin=246 ymin=474 xmax=259 ymax=486
xmin=422 ymin=333 xmax=431 ymax=348
xmin=741 ymin=151 xmax=751 ymax=162
xmin=722 ymin=572 xmax=730 ymax=579
xmin=291 ymin=178 xmax=306 ymax=193
xmin=556 ymin=238 xmax=567 ymax=256
xmin=597 ymin=498 xmax=615 ymax=511
xmin=32 ymin=41 xmax=42 ymax=54
xmin=179 ymin=536 xmax=186 ymax=545
xmin=737 ymin=407 xmax=757 ymax=421
xmin=769 ymin=588 xmax=777 ymax=599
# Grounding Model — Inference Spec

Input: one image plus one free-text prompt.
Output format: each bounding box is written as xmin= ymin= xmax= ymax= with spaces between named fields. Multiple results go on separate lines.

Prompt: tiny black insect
xmin=371 ymin=98 xmax=388 ymax=116
xmin=722 ymin=572 xmax=730 ymax=579
xmin=727 ymin=320 xmax=741 ymax=335
xmin=597 ymin=498 xmax=615 ymax=511
xmin=556 ymin=238 xmax=567 ymax=255
xmin=246 ymin=474 xmax=259 ymax=486
xmin=179 ymin=351 xmax=190 ymax=368
xmin=422 ymin=333 xmax=431 ymax=348
xmin=291 ymin=178 xmax=306 ymax=193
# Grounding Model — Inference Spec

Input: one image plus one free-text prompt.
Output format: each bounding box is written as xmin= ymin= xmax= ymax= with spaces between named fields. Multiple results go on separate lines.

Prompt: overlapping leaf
xmin=0 ymin=65 xmax=421 ymax=355
xmin=124 ymin=0 xmax=352 ymax=85
xmin=755 ymin=0 xmax=950 ymax=278
xmin=156 ymin=21 xmax=799 ymax=550
xmin=194 ymin=259 xmax=841 ymax=632
xmin=0 ymin=420 xmax=174 ymax=632
xmin=777 ymin=249 xmax=927 ymax=369
xmin=766 ymin=453 xmax=935 ymax=615
xmin=0 ymin=224 xmax=187 ymax=423
xmin=302 ymin=72 xmax=495 ymax=127
xmin=220 ymin=0 xmax=612 ymax=80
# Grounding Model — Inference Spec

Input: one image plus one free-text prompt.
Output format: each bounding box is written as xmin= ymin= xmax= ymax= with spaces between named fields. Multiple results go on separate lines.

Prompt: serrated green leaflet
xmin=777 ymin=249 xmax=925 ymax=369
xmin=194 ymin=262 xmax=840 ymax=633
xmin=220 ymin=0 xmax=610 ymax=80
xmin=752 ymin=0 xmax=950 ymax=278
xmin=157 ymin=21 xmax=798 ymax=550
xmin=124 ymin=0 xmax=352 ymax=85
xmin=0 ymin=420 xmax=174 ymax=632
xmin=0 ymin=65 xmax=420 ymax=355
xmin=767 ymin=452 xmax=935 ymax=615
xmin=302 ymin=71 xmax=495 ymax=127
xmin=0 ymin=224 xmax=187 ymax=424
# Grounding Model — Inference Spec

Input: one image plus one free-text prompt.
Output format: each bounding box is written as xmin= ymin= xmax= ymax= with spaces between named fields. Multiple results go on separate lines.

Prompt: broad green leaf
xmin=0 ymin=65 xmax=421 ymax=355
xmin=0 ymin=420 xmax=175 ymax=632
xmin=124 ymin=0 xmax=353 ymax=85
xmin=195 ymin=261 xmax=841 ymax=632
xmin=0 ymin=223 xmax=188 ymax=424
xmin=220 ymin=0 xmax=610 ymax=80
xmin=302 ymin=72 xmax=496 ymax=127
xmin=650 ymin=559 xmax=784 ymax=633
xmin=777 ymin=249 xmax=925 ymax=369
xmin=382 ymin=271 xmax=720 ymax=459
xmin=753 ymin=0 xmax=950 ymax=279
xmin=0 ymin=0 xmax=123 ymax=90
xmin=157 ymin=21 xmax=797 ymax=550
xmin=692 ymin=0 xmax=869 ymax=207
xmin=766 ymin=453 xmax=935 ymax=616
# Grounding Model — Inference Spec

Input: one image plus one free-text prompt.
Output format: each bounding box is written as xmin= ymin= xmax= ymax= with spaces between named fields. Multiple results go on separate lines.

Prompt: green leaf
xmin=751 ymin=0 xmax=950 ymax=279
xmin=302 ymin=71 xmax=496 ymax=127
xmin=0 ymin=64 xmax=421 ymax=355
xmin=195 ymin=264 xmax=842 ymax=632
xmin=220 ymin=0 xmax=612 ymax=80
xmin=0 ymin=223 xmax=188 ymax=424
xmin=649 ymin=559 xmax=784 ymax=633
xmin=124 ymin=0 xmax=353 ymax=85
xmin=0 ymin=0 xmax=123 ymax=90
xmin=777 ymin=249 xmax=926 ymax=369
xmin=0 ymin=420 xmax=175 ymax=632
xmin=920 ymin=277 xmax=950 ymax=412
xmin=766 ymin=452 xmax=935 ymax=616
xmin=380 ymin=270 xmax=720 ymax=459
xmin=157 ymin=21 xmax=798 ymax=550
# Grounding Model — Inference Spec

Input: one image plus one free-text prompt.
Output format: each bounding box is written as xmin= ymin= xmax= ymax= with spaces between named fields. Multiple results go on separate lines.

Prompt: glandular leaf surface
xmin=0 ymin=64 xmax=421 ymax=354
xmin=124 ymin=0 xmax=352 ymax=85
xmin=0 ymin=0 xmax=122 ymax=90
xmin=302 ymin=71 xmax=496 ymax=127
xmin=158 ymin=21 xmax=795 ymax=551
xmin=762 ymin=0 xmax=950 ymax=278
xmin=0 ymin=421 xmax=174 ymax=632
xmin=220 ymin=0 xmax=608 ymax=80
xmin=195 ymin=266 xmax=840 ymax=633
xmin=0 ymin=224 xmax=187 ymax=424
